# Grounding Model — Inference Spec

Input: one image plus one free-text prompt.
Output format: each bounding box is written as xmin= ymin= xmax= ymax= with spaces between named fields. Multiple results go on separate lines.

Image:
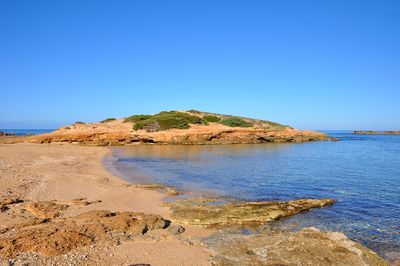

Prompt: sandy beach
xmin=0 ymin=143 xmax=212 ymax=265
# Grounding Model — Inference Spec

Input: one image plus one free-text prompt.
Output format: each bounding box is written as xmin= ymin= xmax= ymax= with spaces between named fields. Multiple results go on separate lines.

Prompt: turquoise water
xmin=0 ymin=129 xmax=54 ymax=136
xmin=109 ymin=132 xmax=400 ymax=260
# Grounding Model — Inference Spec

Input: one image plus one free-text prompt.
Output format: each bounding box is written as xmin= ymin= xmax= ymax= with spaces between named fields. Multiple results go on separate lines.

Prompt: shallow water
xmin=108 ymin=132 xmax=400 ymax=260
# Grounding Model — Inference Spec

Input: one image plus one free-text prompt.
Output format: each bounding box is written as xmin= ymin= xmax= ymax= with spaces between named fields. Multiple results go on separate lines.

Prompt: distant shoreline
xmin=354 ymin=130 xmax=400 ymax=135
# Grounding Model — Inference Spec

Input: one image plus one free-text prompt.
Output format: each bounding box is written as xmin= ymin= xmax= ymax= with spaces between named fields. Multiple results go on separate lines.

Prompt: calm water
xmin=108 ymin=132 xmax=400 ymax=260
xmin=0 ymin=129 xmax=54 ymax=136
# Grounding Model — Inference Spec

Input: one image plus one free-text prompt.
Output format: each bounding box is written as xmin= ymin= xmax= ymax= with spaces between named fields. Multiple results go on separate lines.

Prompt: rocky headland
xmin=23 ymin=110 xmax=330 ymax=145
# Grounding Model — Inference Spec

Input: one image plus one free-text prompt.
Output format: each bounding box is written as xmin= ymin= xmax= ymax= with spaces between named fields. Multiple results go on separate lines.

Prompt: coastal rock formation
xmin=205 ymin=228 xmax=389 ymax=266
xmin=0 ymin=203 xmax=170 ymax=258
xmin=0 ymin=131 xmax=16 ymax=136
xmin=167 ymin=197 xmax=335 ymax=226
xmin=130 ymin=126 xmax=329 ymax=145
xmin=26 ymin=110 xmax=330 ymax=145
xmin=354 ymin=130 xmax=400 ymax=135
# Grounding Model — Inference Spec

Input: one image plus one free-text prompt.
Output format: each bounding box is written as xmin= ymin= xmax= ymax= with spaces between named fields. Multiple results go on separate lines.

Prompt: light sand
xmin=0 ymin=143 xmax=212 ymax=265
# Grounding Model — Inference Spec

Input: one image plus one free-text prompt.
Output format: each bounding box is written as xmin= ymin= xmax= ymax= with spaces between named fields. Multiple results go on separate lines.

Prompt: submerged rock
xmin=167 ymin=198 xmax=335 ymax=226
xmin=123 ymin=183 xmax=181 ymax=196
xmin=205 ymin=228 xmax=389 ymax=266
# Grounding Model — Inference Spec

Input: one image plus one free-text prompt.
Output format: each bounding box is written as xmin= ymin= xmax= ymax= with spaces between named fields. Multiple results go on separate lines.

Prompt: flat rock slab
xmin=167 ymin=197 xmax=335 ymax=226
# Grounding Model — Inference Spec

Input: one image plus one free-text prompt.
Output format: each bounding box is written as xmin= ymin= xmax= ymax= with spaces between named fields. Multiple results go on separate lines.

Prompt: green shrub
xmin=124 ymin=114 xmax=153 ymax=123
xmin=220 ymin=117 xmax=253 ymax=127
xmin=134 ymin=120 xmax=162 ymax=131
xmin=132 ymin=111 xmax=203 ymax=131
xmin=100 ymin=118 xmax=116 ymax=123
xmin=157 ymin=111 xmax=203 ymax=124
xmin=156 ymin=116 xmax=190 ymax=130
xmin=203 ymin=115 xmax=221 ymax=123
xmin=74 ymin=121 xmax=85 ymax=125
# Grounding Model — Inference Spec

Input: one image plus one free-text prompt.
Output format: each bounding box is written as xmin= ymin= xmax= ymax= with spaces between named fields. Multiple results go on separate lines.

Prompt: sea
xmin=0 ymin=129 xmax=54 ymax=136
xmin=107 ymin=131 xmax=400 ymax=261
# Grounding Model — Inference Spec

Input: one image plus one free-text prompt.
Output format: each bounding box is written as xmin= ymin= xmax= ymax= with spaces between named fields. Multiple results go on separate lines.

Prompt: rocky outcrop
xmin=130 ymin=126 xmax=329 ymax=144
xmin=205 ymin=228 xmax=389 ymax=266
xmin=27 ymin=119 xmax=330 ymax=145
xmin=167 ymin=197 xmax=335 ymax=226
xmin=26 ymin=119 xmax=134 ymax=145
xmin=354 ymin=130 xmax=400 ymax=135
xmin=0 ymin=200 xmax=171 ymax=258
xmin=0 ymin=131 xmax=16 ymax=136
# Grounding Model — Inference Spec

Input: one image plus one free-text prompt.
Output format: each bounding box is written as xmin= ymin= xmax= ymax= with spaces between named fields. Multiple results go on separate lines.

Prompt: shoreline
xmin=0 ymin=143 xmax=392 ymax=265
xmin=354 ymin=130 xmax=400 ymax=135
xmin=0 ymin=143 xmax=213 ymax=265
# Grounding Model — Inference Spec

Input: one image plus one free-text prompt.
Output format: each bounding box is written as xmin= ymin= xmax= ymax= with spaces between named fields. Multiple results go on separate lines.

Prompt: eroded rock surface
xmin=0 ymin=208 xmax=169 ymax=258
xmin=167 ymin=198 xmax=335 ymax=226
xmin=205 ymin=228 xmax=389 ymax=266
xmin=24 ymin=201 xmax=69 ymax=219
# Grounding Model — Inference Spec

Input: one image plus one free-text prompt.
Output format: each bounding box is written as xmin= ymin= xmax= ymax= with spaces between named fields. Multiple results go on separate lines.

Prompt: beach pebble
xmin=168 ymin=225 xmax=185 ymax=235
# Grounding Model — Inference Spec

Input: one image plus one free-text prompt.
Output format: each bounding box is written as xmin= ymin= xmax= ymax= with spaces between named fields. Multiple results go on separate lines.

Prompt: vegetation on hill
xmin=220 ymin=117 xmax=253 ymax=127
xmin=122 ymin=110 xmax=289 ymax=132
xmin=129 ymin=111 xmax=204 ymax=132
xmin=100 ymin=118 xmax=116 ymax=123
xmin=202 ymin=115 xmax=221 ymax=123
xmin=123 ymin=115 xmax=153 ymax=123
xmin=187 ymin=110 xmax=290 ymax=130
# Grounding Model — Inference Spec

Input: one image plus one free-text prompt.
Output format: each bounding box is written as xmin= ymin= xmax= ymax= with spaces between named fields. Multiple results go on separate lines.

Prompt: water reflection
xmin=114 ymin=142 xmax=294 ymax=160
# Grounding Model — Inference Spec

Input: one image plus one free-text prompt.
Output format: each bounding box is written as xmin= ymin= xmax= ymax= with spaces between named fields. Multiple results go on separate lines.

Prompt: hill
xmin=27 ymin=110 xmax=330 ymax=145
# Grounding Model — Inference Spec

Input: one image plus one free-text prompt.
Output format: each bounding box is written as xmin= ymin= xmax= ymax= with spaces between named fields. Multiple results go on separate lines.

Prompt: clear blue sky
xmin=1 ymin=0 xmax=399 ymax=130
